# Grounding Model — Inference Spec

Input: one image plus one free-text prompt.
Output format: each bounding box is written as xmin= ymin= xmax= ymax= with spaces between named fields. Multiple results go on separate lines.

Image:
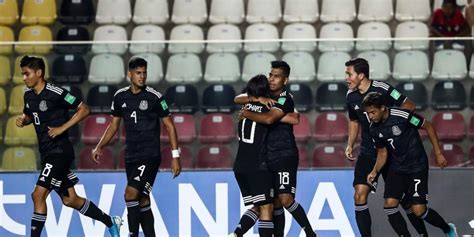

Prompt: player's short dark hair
xmin=362 ymin=92 xmax=386 ymax=109
xmin=128 ymin=57 xmax=147 ymax=70
xmin=244 ymin=74 xmax=270 ymax=98
xmin=345 ymin=58 xmax=370 ymax=79
xmin=442 ymin=0 xmax=457 ymax=6
xmin=271 ymin=60 xmax=291 ymax=78
xmin=20 ymin=55 xmax=45 ymax=77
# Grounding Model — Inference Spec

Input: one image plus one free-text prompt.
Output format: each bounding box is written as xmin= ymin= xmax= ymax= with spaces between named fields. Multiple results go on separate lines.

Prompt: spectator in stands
xmin=430 ymin=0 xmax=470 ymax=50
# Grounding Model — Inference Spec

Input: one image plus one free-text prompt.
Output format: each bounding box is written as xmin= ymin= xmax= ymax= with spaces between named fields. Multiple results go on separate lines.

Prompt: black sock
xmin=78 ymin=199 xmax=112 ymax=227
xmin=258 ymin=220 xmax=274 ymax=237
xmin=31 ymin=212 xmax=46 ymax=237
xmin=234 ymin=209 xmax=258 ymax=236
xmin=355 ymin=203 xmax=372 ymax=237
xmin=405 ymin=208 xmax=428 ymax=236
xmin=140 ymin=204 xmax=155 ymax=237
xmin=421 ymin=208 xmax=450 ymax=233
xmin=273 ymin=207 xmax=285 ymax=237
xmin=384 ymin=207 xmax=410 ymax=236
xmin=285 ymin=201 xmax=315 ymax=236
xmin=126 ymin=200 xmax=141 ymax=237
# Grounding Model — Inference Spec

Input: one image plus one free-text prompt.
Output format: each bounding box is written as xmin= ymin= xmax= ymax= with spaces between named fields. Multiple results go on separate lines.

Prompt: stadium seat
xmin=1 ymin=147 xmax=37 ymax=171
xmin=357 ymin=0 xmax=393 ymax=22
xmin=314 ymin=112 xmax=348 ymax=142
xmin=294 ymin=113 xmax=312 ymax=143
xmin=318 ymin=23 xmax=354 ymax=52
xmin=470 ymin=54 xmax=474 ymax=79
xmin=0 ymin=0 xmax=18 ymax=25
xmin=241 ymin=53 xmax=276 ymax=82
xmin=431 ymin=81 xmax=466 ymax=110
xmin=81 ymin=114 xmax=118 ymax=145
xmin=95 ymin=0 xmax=131 ymax=25
xmin=165 ymin=84 xmax=199 ymax=114
xmin=0 ymin=87 xmax=6 ymax=115
xmin=356 ymin=51 xmax=391 ymax=81
xmin=88 ymin=54 xmax=125 ymax=84
xmin=86 ymin=85 xmax=118 ymax=113
xmin=130 ymin=53 xmax=163 ymax=84
xmin=133 ymin=0 xmax=169 ymax=25
xmin=0 ymin=56 xmax=11 ymax=86
xmin=160 ymin=113 xmax=196 ymax=144
xmin=204 ymin=53 xmax=240 ymax=83
xmin=59 ymin=0 xmax=94 ymax=25
xmin=288 ymin=83 xmax=313 ymax=112
xmin=15 ymin=26 xmax=52 ymax=55
xmin=469 ymin=145 xmax=474 ymax=167
xmin=160 ymin=146 xmax=194 ymax=169
xmin=21 ymin=0 xmax=56 ymax=25
xmin=392 ymin=50 xmax=430 ymax=81
xmin=317 ymin=52 xmax=351 ymax=82
xmin=298 ymin=145 xmax=311 ymax=168
xmin=129 ymin=25 xmax=165 ymax=54
xmin=13 ymin=55 xmax=49 ymax=85
xmin=209 ymin=0 xmax=244 ymax=24
xmin=79 ymin=146 xmax=115 ymax=170
xmin=282 ymin=52 xmax=316 ymax=82
xmin=281 ymin=23 xmax=317 ymax=52
xmin=430 ymin=143 xmax=466 ymax=167
xmin=355 ymin=22 xmax=392 ymax=51
xmin=0 ymin=26 xmax=14 ymax=54
xmin=395 ymin=82 xmax=428 ymax=111
xmin=196 ymin=145 xmax=232 ymax=169
xmin=168 ymin=24 xmax=205 ymax=54
xmin=283 ymin=0 xmax=319 ymax=23
xmin=8 ymin=85 xmax=26 ymax=115
xmin=246 ymin=0 xmax=281 ymax=24
xmin=432 ymin=112 xmax=466 ymax=142
xmin=52 ymin=55 xmax=87 ymax=84
xmin=165 ymin=54 xmax=202 ymax=83
xmin=431 ymin=50 xmax=467 ymax=80
xmin=244 ymin=24 xmax=280 ymax=53
xmin=201 ymin=84 xmax=237 ymax=113
xmin=320 ymin=0 xmax=356 ymax=23
xmin=54 ymin=25 xmax=90 ymax=54
xmin=4 ymin=116 xmax=37 ymax=145
xmin=313 ymin=145 xmax=350 ymax=168
xmin=394 ymin=21 xmax=429 ymax=51
xmin=91 ymin=25 xmax=128 ymax=55
xmin=206 ymin=24 xmax=242 ymax=53
xmin=171 ymin=0 xmax=207 ymax=24
xmin=199 ymin=113 xmax=236 ymax=144
xmin=315 ymin=82 xmax=347 ymax=111
xmin=395 ymin=0 xmax=430 ymax=22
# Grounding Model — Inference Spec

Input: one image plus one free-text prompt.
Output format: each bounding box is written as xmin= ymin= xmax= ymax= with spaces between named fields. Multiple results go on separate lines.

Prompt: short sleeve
xmin=156 ymin=96 xmax=171 ymax=118
xmin=407 ymin=112 xmax=425 ymax=129
xmin=385 ymin=85 xmax=407 ymax=107
xmin=348 ymin=103 xmax=358 ymax=120
xmin=370 ymin=127 xmax=386 ymax=148
xmin=272 ymin=95 xmax=294 ymax=114
xmin=60 ymin=88 xmax=82 ymax=110
xmin=111 ymin=94 xmax=122 ymax=117
xmin=23 ymin=94 xmax=32 ymax=116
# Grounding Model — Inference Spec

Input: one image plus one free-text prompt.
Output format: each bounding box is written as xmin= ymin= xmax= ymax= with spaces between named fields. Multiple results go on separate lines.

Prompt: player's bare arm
xmin=241 ymin=107 xmax=285 ymax=125
xmin=16 ymin=113 xmax=33 ymax=127
xmin=48 ymin=102 xmax=90 ymax=139
xmin=422 ymin=119 xmax=448 ymax=168
xmin=280 ymin=111 xmax=299 ymax=125
xmin=400 ymin=98 xmax=416 ymax=111
xmin=161 ymin=116 xmax=182 ymax=178
xmin=367 ymin=147 xmax=388 ymax=185
xmin=92 ymin=116 xmax=122 ymax=163
xmin=345 ymin=119 xmax=360 ymax=161
xmin=234 ymin=93 xmax=276 ymax=108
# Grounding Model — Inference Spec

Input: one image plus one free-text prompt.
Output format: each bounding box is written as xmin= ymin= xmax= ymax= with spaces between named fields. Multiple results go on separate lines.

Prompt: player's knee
xmin=31 ymin=190 xmax=46 ymax=203
xmin=61 ymin=196 xmax=75 ymax=207
xmin=410 ymin=205 xmax=426 ymax=217
xmin=139 ymin=196 xmax=150 ymax=207
xmin=279 ymin=194 xmax=294 ymax=208
xmin=124 ymin=186 xmax=140 ymax=201
xmin=353 ymin=191 xmax=368 ymax=204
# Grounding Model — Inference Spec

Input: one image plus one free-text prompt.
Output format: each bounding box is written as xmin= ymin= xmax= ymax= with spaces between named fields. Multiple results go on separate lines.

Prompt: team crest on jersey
xmin=392 ymin=125 xmax=402 ymax=136
xmin=139 ymin=100 xmax=148 ymax=110
xmin=39 ymin=100 xmax=48 ymax=111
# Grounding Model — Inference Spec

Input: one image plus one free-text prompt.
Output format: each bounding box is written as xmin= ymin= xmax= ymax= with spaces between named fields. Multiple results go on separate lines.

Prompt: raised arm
xmin=241 ymin=108 xmax=285 ymax=125
xmin=280 ymin=111 xmax=299 ymax=125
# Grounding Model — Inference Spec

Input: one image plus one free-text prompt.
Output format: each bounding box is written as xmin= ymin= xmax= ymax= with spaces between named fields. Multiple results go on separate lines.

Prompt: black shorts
xmin=268 ymin=156 xmax=298 ymax=196
xmin=235 ymin=171 xmax=274 ymax=206
xmin=125 ymin=159 xmax=160 ymax=195
xmin=384 ymin=169 xmax=428 ymax=205
xmin=36 ymin=153 xmax=79 ymax=196
xmin=353 ymin=155 xmax=388 ymax=192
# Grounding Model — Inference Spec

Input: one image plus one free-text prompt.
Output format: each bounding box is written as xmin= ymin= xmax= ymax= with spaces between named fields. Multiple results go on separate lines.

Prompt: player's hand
xmin=434 ymin=153 xmax=448 ymax=169
xmin=345 ymin=145 xmax=356 ymax=161
xmin=238 ymin=107 xmax=245 ymax=121
xmin=91 ymin=147 xmax=102 ymax=164
xmin=171 ymin=158 xmax=182 ymax=178
xmin=257 ymin=97 xmax=276 ymax=109
xmin=16 ymin=115 xmax=26 ymax=127
xmin=47 ymin=126 xmax=66 ymax=139
xmin=367 ymin=170 xmax=377 ymax=185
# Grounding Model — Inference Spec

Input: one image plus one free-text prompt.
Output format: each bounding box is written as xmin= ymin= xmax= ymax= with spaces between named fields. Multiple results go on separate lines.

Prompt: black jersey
xmin=111 ymin=86 xmax=170 ymax=163
xmin=346 ymin=81 xmax=407 ymax=160
xmin=23 ymin=83 xmax=81 ymax=156
xmin=265 ymin=90 xmax=298 ymax=162
xmin=370 ymin=108 xmax=428 ymax=174
xmin=234 ymin=102 xmax=270 ymax=172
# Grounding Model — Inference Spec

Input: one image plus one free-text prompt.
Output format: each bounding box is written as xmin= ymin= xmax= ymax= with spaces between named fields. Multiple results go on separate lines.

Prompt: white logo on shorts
xmin=134 ymin=176 xmax=140 ymax=181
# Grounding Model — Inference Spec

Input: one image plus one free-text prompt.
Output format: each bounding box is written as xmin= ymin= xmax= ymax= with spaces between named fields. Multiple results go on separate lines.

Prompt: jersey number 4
xmin=240 ymin=118 xmax=256 ymax=144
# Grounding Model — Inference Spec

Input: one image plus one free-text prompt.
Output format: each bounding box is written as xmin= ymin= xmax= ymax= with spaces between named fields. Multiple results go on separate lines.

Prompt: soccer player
xmin=344 ymin=58 xmax=428 ymax=237
xmin=16 ymin=55 xmax=122 ymax=237
xmin=363 ymin=92 xmax=458 ymax=237
xmin=234 ymin=61 xmax=316 ymax=237
xmin=92 ymin=57 xmax=182 ymax=237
